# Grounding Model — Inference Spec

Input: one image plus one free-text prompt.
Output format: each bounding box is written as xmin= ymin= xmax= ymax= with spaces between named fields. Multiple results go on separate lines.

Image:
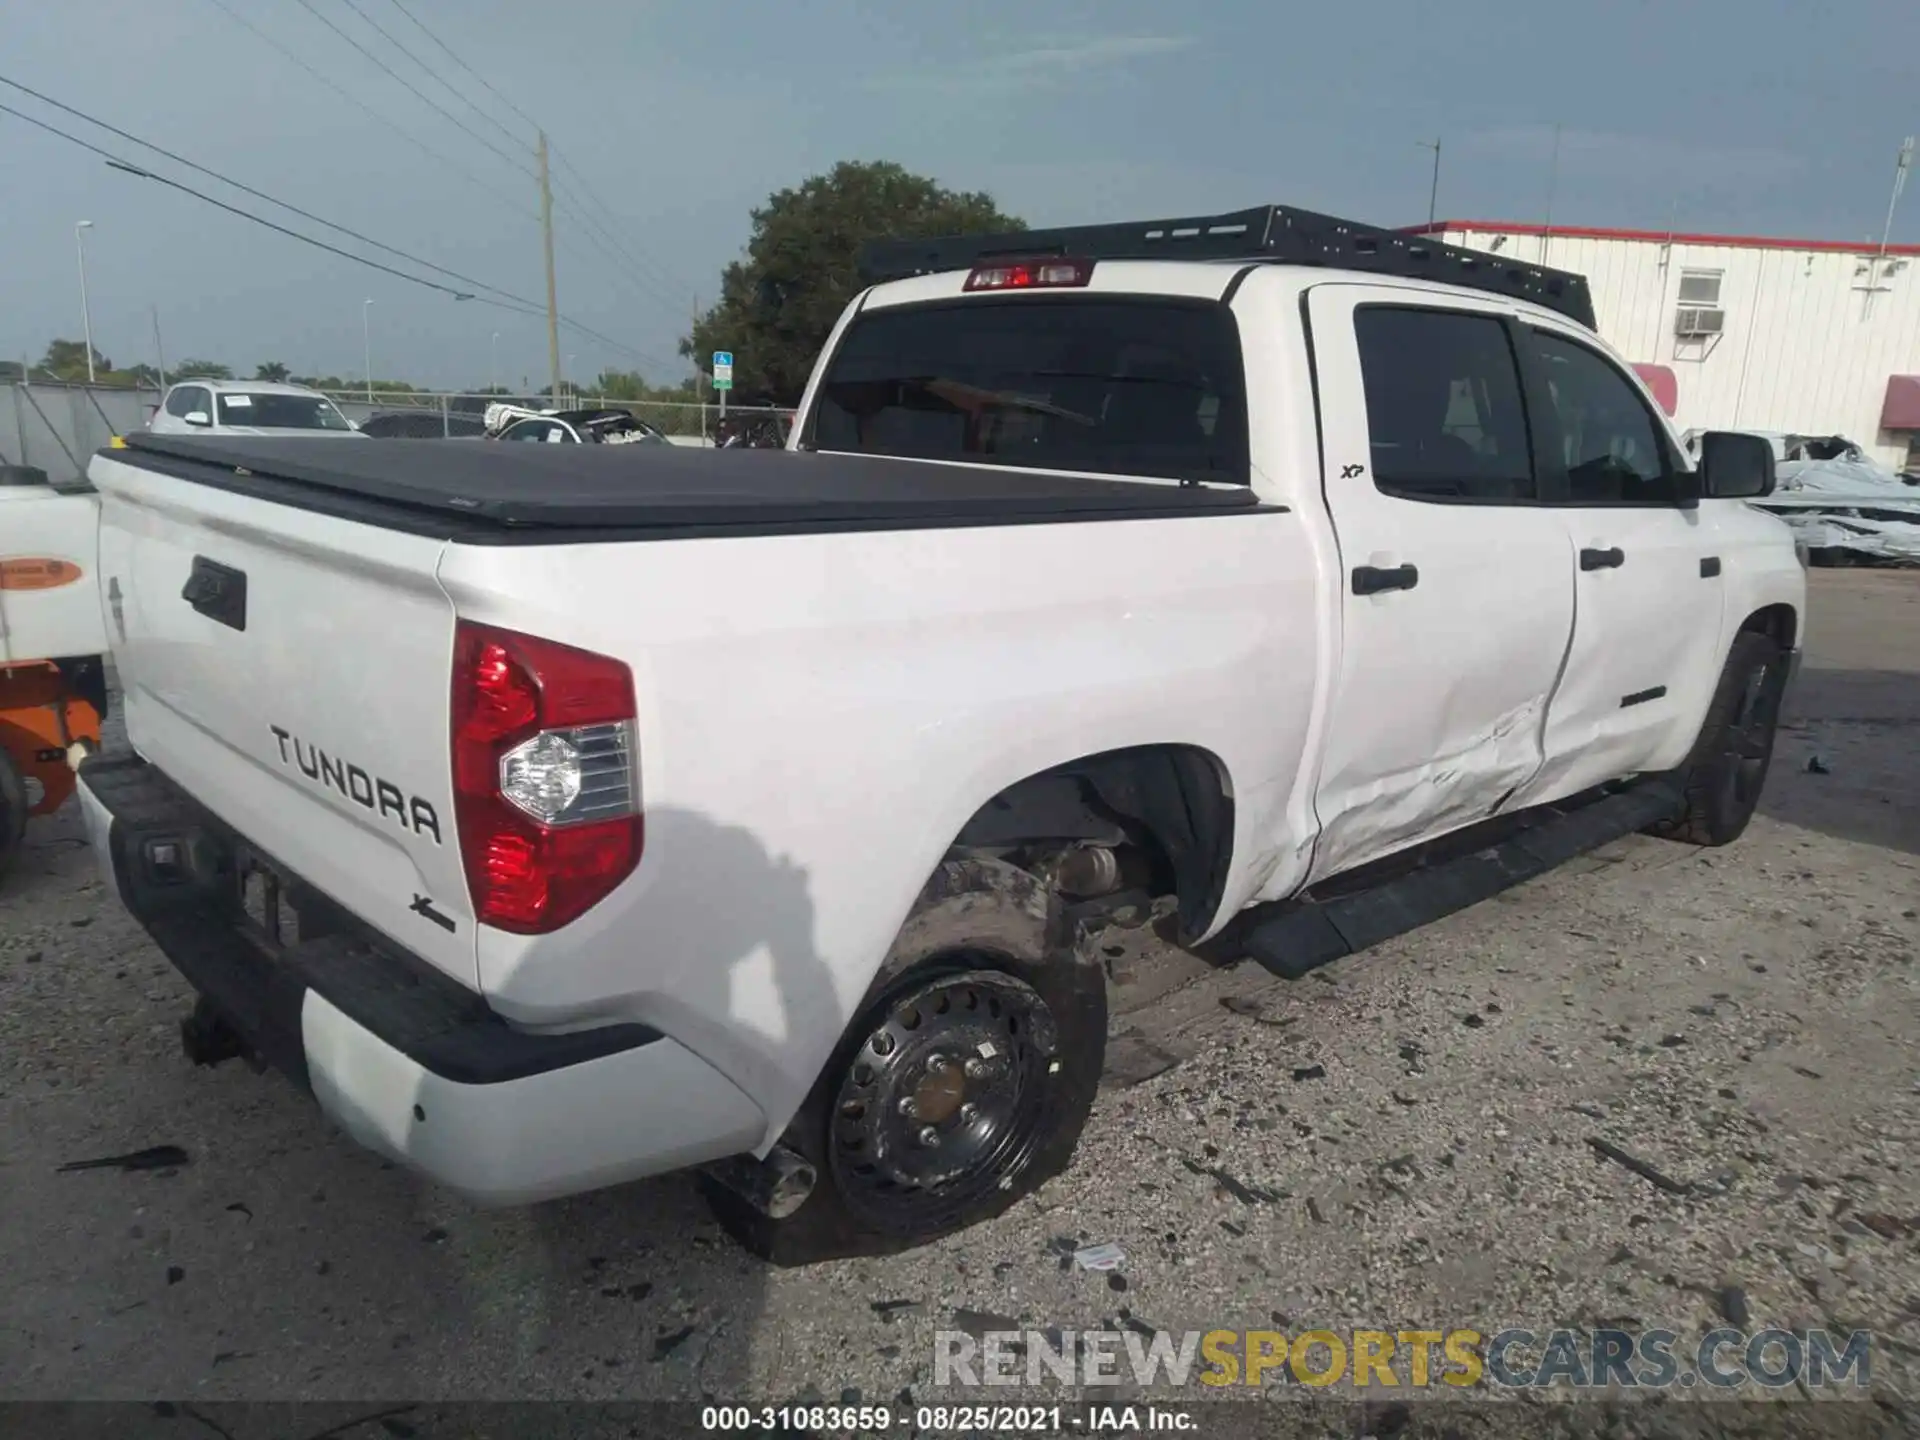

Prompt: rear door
xmin=1507 ymin=321 xmax=1726 ymax=803
xmin=1302 ymin=285 xmax=1578 ymax=881
xmin=93 ymin=455 xmax=475 ymax=983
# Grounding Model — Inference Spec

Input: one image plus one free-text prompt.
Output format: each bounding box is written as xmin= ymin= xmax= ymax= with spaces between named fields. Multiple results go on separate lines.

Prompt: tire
xmin=0 ymin=741 xmax=26 ymax=884
xmin=1652 ymin=630 xmax=1788 ymax=847
xmin=702 ymin=856 xmax=1106 ymax=1266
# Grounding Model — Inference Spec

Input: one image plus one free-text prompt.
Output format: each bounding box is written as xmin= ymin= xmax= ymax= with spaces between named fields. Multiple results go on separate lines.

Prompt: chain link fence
xmin=315 ymin=389 xmax=792 ymax=442
xmin=1 ymin=381 xmax=795 ymax=482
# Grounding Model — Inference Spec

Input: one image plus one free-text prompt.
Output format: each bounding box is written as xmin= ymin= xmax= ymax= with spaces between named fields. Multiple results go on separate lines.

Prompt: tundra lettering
xmin=268 ymin=724 xmax=442 ymax=843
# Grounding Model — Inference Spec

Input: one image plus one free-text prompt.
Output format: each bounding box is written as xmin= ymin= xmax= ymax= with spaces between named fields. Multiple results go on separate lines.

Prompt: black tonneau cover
xmin=114 ymin=433 xmax=1263 ymax=535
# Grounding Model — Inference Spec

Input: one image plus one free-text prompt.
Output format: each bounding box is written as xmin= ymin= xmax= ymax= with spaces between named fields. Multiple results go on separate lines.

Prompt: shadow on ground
xmin=1765 ymin=664 xmax=1920 ymax=858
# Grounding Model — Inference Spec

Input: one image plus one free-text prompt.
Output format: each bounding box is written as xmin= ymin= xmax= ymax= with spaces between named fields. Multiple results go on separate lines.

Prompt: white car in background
xmin=147 ymin=380 xmax=365 ymax=438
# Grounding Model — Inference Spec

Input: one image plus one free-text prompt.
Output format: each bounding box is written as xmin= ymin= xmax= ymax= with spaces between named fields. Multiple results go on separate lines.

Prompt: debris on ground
xmin=1071 ymin=1241 xmax=1126 ymax=1272
xmin=1587 ymin=1137 xmax=1693 ymax=1195
xmin=56 ymin=1145 xmax=189 ymax=1173
xmin=1806 ymin=755 xmax=1832 ymax=775
xmin=651 ymin=1326 xmax=696 ymax=1361
xmin=1181 ymin=1156 xmax=1284 ymax=1204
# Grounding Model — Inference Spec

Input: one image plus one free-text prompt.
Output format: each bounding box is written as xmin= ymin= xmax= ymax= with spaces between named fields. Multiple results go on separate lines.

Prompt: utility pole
xmin=75 ymin=220 xmax=97 ymax=383
xmin=1541 ymin=124 xmax=1562 ymax=266
xmin=538 ymin=130 xmax=562 ymax=404
xmin=151 ymin=305 xmax=167 ymax=390
xmin=362 ymin=298 xmax=374 ymax=403
xmin=1417 ymin=139 xmax=1441 ymax=229
xmin=1867 ymin=137 xmax=1916 ymax=317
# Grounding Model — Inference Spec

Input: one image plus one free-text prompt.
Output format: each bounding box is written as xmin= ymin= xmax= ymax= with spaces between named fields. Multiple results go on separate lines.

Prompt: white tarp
xmin=1688 ymin=431 xmax=1920 ymax=566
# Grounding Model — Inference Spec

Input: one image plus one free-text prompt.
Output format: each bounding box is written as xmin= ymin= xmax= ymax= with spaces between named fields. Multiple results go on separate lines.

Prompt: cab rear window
xmin=811 ymin=297 xmax=1248 ymax=485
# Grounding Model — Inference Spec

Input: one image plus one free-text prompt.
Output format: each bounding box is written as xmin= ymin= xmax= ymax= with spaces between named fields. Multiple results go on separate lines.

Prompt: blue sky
xmin=3 ymin=0 xmax=1915 ymax=389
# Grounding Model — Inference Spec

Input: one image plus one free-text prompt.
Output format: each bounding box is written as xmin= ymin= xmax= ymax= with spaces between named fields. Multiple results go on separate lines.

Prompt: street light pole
xmin=75 ymin=220 xmax=96 ymax=383
xmin=491 ymin=331 xmax=500 ymax=394
xmin=362 ymin=298 xmax=373 ymax=403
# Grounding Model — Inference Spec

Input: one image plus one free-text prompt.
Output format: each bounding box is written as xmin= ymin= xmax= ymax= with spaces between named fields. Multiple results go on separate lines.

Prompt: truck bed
xmin=117 ymin=433 xmax=1266 ymax=541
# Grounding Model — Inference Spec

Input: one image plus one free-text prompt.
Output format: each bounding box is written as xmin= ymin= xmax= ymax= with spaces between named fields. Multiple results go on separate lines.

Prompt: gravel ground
xmin=3 ymin=569 xmax=1917 ymax=1434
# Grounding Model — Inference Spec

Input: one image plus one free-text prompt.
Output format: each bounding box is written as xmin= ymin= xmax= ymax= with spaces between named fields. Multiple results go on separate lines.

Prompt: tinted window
xmin=1353 ymin=308 xmax=1534 ymax=501
xmin=1528 ymin=330 xmax=1678 ymax=504
xmin=164 ymin=387 xmax=193 ymax=418
xmin=812 ymin=298 xmax=1248 ymax=484
xmin=501 ymin=420 xmax=555 ymax=442
xmin=215 ymin=392 xmax=352 ymax=430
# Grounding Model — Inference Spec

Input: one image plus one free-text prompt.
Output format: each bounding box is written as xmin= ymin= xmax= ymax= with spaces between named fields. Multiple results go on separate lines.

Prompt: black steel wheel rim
xmin=828 ymin=968 xmax=1060 ymax=1233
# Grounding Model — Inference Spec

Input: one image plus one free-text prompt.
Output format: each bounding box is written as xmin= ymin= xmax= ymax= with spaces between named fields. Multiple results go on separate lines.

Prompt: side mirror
xmin=1697 ymin=430 xmax=1776 ymax=499
xmin=183 ymin=411 xmax=212 ymax=428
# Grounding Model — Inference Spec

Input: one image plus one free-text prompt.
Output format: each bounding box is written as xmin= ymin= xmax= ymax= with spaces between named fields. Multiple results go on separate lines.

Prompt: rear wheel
xmin=703 ymin=857 xmax=1105 ymax=1266
xmin=0 ymin=741 xmax=26 ymax=883
xmin=1652 ymin=630 xmax=1787 ymax=847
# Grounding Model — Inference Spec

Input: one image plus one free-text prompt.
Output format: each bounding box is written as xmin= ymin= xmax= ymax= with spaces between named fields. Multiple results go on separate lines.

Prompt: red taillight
xmin=963 ymin=257 xmax=1094 ymax=292
xmin=451 ymin=620 xmax=641 ymax=934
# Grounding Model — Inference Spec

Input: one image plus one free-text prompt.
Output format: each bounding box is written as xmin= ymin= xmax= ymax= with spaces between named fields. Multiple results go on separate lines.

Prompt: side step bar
xmin=1239 ymin=781 xmax=1684 ymax=980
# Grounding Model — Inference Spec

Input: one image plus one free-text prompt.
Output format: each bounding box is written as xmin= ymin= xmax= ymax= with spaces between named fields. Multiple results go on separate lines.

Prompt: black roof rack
xmin=858 ymin=204 xmax=1597 ymax=329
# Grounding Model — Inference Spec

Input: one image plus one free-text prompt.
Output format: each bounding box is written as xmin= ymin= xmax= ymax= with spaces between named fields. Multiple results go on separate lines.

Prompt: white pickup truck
xmin=77 ymin=205 xmax=1804 ymax=1265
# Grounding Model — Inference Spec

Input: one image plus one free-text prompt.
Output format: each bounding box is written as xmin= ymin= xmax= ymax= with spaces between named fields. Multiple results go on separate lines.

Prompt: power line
xmin=200 ymin=0 xmax=536 ymax=223
xmin=371 ymin=0 xmax=699 ymax=311
xmin=548 ymin=186 xmax=696 ymax=322
xmin=549 ymin=154 xmax=699 ymax=304
xmin=0 ymin=73 xmax=528 ymax=308
xmin=0 ymin=99 xmax=672 ymax=369
xmin=333 ymin=0 xmax=526 ymax=153
xmin=290 ymin=0 xmax=536 ymax=180
xmin=0 ymin=100 xmax=478 ymax=300
xmin=386 ymin=0 xmax=541 ymax=132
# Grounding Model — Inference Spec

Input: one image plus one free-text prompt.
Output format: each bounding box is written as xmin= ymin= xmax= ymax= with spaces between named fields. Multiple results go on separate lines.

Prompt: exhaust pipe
xmin=701 ymin=1144 xmax=818 ymax=1220
xmin=179 ymin=997 xmax=250 ymax=1069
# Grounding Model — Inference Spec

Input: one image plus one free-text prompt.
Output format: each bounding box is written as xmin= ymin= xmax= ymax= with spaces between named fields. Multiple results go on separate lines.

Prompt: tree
xmin=254 ymin=361 xmax=290 ymax=382
xmin=173 ymin=358 xmax=233 ymax=380
xmin=683 ymin=160 xmax=1023 ymax=403
xmin=39 ymin=339 xmax=111 ymax=380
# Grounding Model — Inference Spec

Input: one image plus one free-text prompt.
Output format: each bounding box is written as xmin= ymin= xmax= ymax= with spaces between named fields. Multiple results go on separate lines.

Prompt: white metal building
xmin=1415 ymin=221 xmax=1920 ymax=472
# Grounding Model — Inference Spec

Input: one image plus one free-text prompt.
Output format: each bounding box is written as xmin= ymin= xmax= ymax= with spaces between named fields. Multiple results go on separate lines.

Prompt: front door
xmin=1508 ymin=322 xmax=1726 ymax=805
xmin=1303 ymin=285 xmax=1578 ymax=883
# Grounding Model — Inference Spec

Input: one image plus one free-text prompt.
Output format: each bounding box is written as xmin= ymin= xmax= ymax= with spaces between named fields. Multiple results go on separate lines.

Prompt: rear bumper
xmin=76 ymin=756 xmax=765 ymax=1205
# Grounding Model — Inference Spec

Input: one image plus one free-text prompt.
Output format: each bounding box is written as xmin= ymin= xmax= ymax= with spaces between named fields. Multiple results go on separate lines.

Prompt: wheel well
xmin=950 ymin=744 xmax=1234 ymax=942
xmin=1739 ymin=603 xmax=1798 ymax=654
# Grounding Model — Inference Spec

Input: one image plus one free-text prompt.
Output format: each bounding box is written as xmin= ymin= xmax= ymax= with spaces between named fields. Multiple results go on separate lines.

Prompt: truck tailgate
xmin=90 ymin=452 xmax=474 ymax=985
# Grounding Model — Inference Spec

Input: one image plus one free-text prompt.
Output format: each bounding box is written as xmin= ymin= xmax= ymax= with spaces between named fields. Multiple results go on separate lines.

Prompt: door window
xmin=1527 ymin=330 xmax=1682 ymax=505
xmin=163 ymin=386 xmax=202 ymax=418
xmin=1352 ymin=307 xmax=1535 ymax=502
xmin=500 ymin=419 xmax=556 ymax=442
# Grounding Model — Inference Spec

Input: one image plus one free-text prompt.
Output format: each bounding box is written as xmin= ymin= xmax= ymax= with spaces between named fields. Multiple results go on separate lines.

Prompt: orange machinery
xmin=1 ymin=464 xmax=107 ymax=880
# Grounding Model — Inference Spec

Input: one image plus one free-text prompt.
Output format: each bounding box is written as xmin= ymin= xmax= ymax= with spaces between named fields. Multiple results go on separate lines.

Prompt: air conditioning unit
xmin=1675 ymin=306 xmax=1725 ymax=338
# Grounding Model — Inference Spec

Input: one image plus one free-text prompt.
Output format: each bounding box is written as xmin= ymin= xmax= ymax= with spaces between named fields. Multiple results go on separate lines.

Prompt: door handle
xmin=1580 ymin=546 xmax=1625 ymax=571
xmin=1351 ymin=563 xmax=1419 ymax=595
xmin=182 ymin=556 xmax=247 ymax=632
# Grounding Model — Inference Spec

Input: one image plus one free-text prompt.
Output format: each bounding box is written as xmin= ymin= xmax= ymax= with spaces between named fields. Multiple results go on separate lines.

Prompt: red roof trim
xmin=1406 ymin=220 xmax=1920 ymax=258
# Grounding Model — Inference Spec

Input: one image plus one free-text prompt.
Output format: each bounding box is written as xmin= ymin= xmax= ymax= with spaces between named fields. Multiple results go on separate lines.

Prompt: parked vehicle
xmin=146 ymin=380 xmax=365 ymax=438
xmin=0 ymin=464 xmax=108 ymax=882
xmin=359 ymin=410 xmax=489 ymax=440
xmin=484 ymin=404 xmax=668 ymax=445
xmin=75 ymin=204 xmax=1803 ymax=1264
